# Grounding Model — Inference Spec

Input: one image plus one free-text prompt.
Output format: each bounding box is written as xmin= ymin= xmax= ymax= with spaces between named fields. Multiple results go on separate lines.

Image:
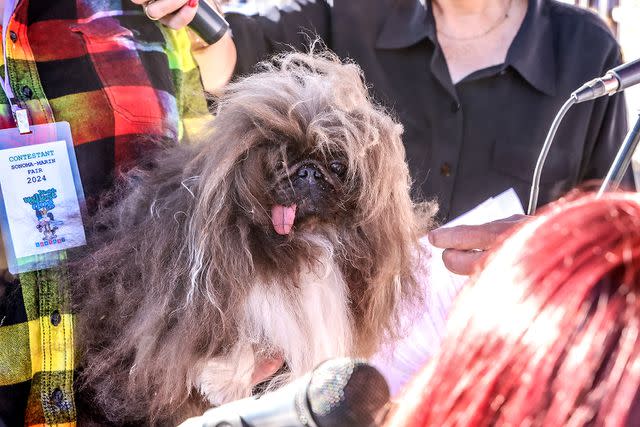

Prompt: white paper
xmin=429 ymin=187 xmax=525 ymax=293
xmin=0 ymin=139 xmax=86 ymax=259
xmin=372 ymin=188 xmax=524 ymax=397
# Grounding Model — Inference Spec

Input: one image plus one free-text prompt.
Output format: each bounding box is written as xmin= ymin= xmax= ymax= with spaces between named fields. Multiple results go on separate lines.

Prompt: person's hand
xmin=132 ymin=0 xmax=236 ymax=93
xmin=176 ymin=352 xmax=284 ymax=427
xmin=428 ymin=214 xmax=528 ymax=275
xmin=190 ymin=30 xmax=237 ymax=94
xmin=251 ymin=352 xmax=284 ymax=386
xmin=131 ymin=0 xmax=206 ymax=30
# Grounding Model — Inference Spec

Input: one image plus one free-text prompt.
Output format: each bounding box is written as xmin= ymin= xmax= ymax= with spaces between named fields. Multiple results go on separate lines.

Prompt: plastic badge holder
xmin=0 ymin=121 xmax=86 ymax=274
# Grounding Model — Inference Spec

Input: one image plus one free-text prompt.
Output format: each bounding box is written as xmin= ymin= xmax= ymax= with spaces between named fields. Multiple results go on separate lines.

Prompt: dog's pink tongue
xmin=271 ymin=204 xmax=297 ymax=235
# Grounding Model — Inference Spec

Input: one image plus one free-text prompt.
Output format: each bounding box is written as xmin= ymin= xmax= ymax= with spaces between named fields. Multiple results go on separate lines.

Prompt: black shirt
xmin=228 ymin=0 xmax=631 ymax=220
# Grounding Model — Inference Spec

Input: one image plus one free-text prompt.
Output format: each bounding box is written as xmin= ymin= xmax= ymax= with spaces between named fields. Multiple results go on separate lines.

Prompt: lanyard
xmin=1 ymin=0 xmax=29 ymax=134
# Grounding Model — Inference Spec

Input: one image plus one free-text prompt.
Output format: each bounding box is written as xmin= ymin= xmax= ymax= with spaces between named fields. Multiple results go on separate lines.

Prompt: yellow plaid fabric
xmin=0 ymin=1 xmax=208 ymax=425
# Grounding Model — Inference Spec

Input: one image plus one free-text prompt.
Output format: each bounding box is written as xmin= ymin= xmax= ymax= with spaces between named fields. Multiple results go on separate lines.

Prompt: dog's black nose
xmin=297 ymin=164 xmax=324 ymax=182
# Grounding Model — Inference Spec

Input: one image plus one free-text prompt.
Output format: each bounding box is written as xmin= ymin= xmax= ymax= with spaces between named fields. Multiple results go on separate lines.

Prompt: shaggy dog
xmin=72 ymin=52 xmax=435 ymax=425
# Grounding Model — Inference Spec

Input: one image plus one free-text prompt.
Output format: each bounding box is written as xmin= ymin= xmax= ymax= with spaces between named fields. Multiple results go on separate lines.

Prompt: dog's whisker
xmin=173 ymin=211 xmax=187 ymax=225
xmin=181 ymin=176 xmax=199 ymax=198
xmin=149 ymin=199 xmax=160 ymax=219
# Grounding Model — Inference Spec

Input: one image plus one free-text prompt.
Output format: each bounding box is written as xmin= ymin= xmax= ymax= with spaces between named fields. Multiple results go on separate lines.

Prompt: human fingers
xmin=441 ymin=249 xmax=485 ymax=276
xmin=251 ymin=354 xmax=285 ymax=386
xmin=428 ymin=214 xmax=527 ymax=251
xmin=142 ymin=0 xmax=189 ymax=21
xmin=159 ymin=1 xmax=199 ymax=30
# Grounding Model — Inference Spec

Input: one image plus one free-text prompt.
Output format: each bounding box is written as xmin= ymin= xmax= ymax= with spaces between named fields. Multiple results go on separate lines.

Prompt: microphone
xmin=528 ymin=57 xmax=640 ymax=214
xmin=181 ymin=358 xmax=390 ymax=427
xmin=189 ymin=1 xmax=229 ymax=45
xmin=572 ymin=58 xmax=640 ymax=103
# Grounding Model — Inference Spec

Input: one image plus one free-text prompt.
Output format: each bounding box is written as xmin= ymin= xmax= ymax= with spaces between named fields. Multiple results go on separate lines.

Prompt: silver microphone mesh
xmin=305 ymin=358 xmax=390 ymax=427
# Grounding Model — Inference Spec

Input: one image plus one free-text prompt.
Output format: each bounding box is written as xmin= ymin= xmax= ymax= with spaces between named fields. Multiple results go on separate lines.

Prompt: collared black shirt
xmin=228 ymin=0 xmax=631 ymax=220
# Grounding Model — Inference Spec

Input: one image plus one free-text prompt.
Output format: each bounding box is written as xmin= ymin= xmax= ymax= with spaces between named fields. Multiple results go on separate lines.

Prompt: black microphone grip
xmin=189 ymin=1 xmax=229 ymax=45
xmin=609 ymin=58 xmax=640 ymax=92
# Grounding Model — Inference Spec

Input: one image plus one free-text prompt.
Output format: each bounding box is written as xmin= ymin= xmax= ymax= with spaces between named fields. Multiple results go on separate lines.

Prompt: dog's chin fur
xmin=196 ymin=233 xmax=354 ymax=405
xmin=71 ymin=51 xmax=436 ymax=425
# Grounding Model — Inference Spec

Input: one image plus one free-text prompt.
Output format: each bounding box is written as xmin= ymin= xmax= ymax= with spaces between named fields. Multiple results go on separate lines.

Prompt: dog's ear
xmin=334 ymin=104 xmax=437 ymax=355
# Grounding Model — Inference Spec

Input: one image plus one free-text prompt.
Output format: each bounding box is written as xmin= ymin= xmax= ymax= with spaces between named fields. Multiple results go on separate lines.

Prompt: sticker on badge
xmin=0 ymin=122 xmax=86 ymax=273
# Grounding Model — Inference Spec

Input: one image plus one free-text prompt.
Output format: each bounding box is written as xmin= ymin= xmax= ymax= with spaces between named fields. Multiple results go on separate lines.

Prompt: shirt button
xmin=440 ymin=162 xmax=452 ymax=177
xmin=9 ymin=31 xmax=17 ymax=43
xmin=50 ymin=310 xmax=61 ymax=326
xmin=450 ymin=101 xmax=461 ymax=113
xmin=21 ymin=86 xmax=33 ymax=99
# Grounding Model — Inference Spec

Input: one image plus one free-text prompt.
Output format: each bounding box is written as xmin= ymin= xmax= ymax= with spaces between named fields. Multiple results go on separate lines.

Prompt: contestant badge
xmin=0 ymin=122 xmax=86 ymax=273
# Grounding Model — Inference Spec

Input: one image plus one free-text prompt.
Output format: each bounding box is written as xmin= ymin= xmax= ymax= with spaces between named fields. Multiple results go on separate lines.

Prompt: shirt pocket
xmin=490 ymin=135 xmax=580 ymax=208
xmin=491 ymin=136 xmax=574 ymax=185
xmin=69 ymin=17 xmax=171 ymax=126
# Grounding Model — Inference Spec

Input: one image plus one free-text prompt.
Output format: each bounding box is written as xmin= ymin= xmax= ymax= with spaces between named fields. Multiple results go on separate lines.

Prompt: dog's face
xmin=203 ymin=60 xmax=408 ymax=248
xmin=270 ymin=152 xmax=349 ymax=235
xmin=231 ymin=139 xmax=359 ymax=239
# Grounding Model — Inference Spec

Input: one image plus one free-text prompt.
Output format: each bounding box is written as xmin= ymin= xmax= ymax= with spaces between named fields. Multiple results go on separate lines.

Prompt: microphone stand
xmin=529 ymin=60 xmax=640 ymax=212
xmin=597 ymin=111 xmax=640 ymax=196
xmin=527 ymin=96 xmax=577 ymax=215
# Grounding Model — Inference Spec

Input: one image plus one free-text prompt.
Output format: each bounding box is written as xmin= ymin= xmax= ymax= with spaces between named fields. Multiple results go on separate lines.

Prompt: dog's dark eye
xmin=329 ymin=161 xmax=347 ymax=177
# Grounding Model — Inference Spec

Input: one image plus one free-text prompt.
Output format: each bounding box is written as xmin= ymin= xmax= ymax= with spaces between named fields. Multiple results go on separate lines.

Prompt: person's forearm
xmin=191 ymin=30 xmax=237 ymax=94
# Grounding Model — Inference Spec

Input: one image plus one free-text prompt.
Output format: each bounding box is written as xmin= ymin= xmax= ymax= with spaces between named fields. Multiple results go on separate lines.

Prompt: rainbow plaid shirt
xmin=0 ymin=1 xmax=209 ymax=425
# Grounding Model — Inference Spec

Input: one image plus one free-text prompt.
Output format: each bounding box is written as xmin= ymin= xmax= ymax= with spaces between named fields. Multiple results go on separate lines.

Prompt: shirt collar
xmin=375 ymin=0 xmax=556 ymax=96
xmin=375 ymin=0 xmax=434 ymax=49
xmin=506 ymin=0 xmax=556 ymax=96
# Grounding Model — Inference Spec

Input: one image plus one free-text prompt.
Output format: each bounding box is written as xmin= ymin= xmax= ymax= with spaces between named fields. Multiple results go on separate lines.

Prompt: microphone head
xmin=306 ymin=358 xmax=390 ymax=427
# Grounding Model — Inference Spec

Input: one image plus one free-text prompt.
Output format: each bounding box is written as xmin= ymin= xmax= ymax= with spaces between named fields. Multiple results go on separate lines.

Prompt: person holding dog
xmin=0 ymin=0 xmax=236 ymax=425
